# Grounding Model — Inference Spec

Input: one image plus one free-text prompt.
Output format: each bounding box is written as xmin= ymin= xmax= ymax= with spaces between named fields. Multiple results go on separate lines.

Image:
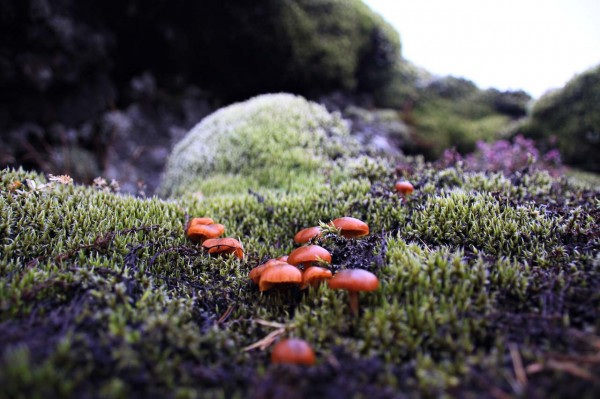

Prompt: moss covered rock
xmin=521 ymin=64 xmax=600 ymax=172
xmin=159 ymin=93 xmax=357 ymax=197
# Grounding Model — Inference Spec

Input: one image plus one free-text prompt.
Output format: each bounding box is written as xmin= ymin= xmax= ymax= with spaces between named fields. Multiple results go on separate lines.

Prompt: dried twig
xmin=509 ymin=343 xmax=528 ymax=386
xmin=242 ymin=319 xmax=293 ymax=351
xmin=217 ymin=305 xmax=235 ymax=325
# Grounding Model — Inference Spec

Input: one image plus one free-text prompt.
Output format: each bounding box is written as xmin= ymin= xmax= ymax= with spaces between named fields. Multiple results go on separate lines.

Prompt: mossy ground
xmin=1 ymin=159 xmax=599 ymax=398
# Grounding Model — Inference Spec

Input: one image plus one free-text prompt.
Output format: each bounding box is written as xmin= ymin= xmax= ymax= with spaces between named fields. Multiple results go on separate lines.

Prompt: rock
xmin=343 ymin=105 xmax=413 ymax=156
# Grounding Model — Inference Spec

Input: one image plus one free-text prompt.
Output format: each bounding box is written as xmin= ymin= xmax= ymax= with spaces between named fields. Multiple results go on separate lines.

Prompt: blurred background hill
xmin=1 ymin=0 xmax=598 ymax=194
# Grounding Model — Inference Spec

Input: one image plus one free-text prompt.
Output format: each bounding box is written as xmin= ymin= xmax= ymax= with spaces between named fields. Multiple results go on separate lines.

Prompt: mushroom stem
xmin=348 ymin=291 xmax=359 ymax=315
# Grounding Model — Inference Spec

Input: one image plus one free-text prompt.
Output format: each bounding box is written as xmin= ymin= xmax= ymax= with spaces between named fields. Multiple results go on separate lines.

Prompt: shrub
xmin=521 ymin=64 xmax=600 ymax=172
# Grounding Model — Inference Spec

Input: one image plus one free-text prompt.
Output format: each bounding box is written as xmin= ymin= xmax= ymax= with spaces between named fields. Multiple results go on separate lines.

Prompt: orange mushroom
xmin=188 ymin=217 xmax=215 ymax=227
xmin=186 ymin=217 xmax=215 ymax=233
xmin=271 ymin=338 xmax=316 ymax=366
xmin=394 ymin=180 xmax=414 ymax=196
xmin=249 ymin=259 xmax=287 ymax=285
xmin=293 ymin=226 xmax=322 ymax=244
xmin=187 ymin=223 xmax=225 ymax=243
xmin=202 ymin=237 xmax=244 ymax=260
xmin=259 ymin=263 xmax=302 ymax=291
xmin=287 ymin=245 xmax=332 ymax=268
xmin=331 ymin=217 xmax=369 ymax=238
xmin=300 ymin=266 xmax=333 ymax=290
xmin=327 ymin=269 xmax=379 ymax=315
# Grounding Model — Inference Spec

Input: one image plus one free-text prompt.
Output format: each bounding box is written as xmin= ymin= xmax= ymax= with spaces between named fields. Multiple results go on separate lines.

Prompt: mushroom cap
xmin=287 ymin=245 xmax=332 ymax=267
xmin=327 ymin=269 xmax=379 ymax=292
xmin=277 ymin=255 xmax=289 ymax=262
xmin=259 ymin=263 xmax=302 ymax=291
xmin=293 ymin=226 xmax=322 ymax=244
xmin=249 ymin=259 xmax=288 ymax=285
xmin=189 ymin=217 xmax=215 ymax=227
xmin=331 ymin=217 xmax=369 ymax=238
xmin=202 ymin=237 xmax=244 ymax=259
xmin=271 ymin=338 xmax=316 ymax=366
xmin=186 ymin=217 xmax=215 ymax=233
xmin=187 ymin=223 xmax=225 ymax=243
xmin=301 ymin=266 xmax=333 ymax=290
xmin=394 ymin=180 xmax=414 ymax=195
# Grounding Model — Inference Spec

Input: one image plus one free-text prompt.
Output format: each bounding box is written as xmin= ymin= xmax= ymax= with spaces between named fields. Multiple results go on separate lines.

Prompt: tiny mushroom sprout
xmin=187 ymin=223 xmax=225 ymax=243
xmin=259 ymin=262 xmax=302 ymax=292
xmin=331 ymin=217 xmax=369 ymax=238
xmin=287 ymin=245 xmax=332 ymax=268
xmin=271 ymin=338 xmax=316 ymax=366
xmin=300 ymin=266 xmax=333 ymax=290
xmin=293 ymin=226 xmax=322 ymax=244
xmin=394 ymin=180 xmax=414 ymax=196
xmin=202 ymin=237 xmax=244 ymax=260
xmin=327 ymin=269 xmax=379 ymax=315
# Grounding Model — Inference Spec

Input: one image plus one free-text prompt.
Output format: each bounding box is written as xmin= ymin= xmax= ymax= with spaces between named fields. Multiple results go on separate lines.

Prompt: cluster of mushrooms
xmin=249 ymin=216 xmax=380 ymax=316
xmin=186 ymin=217 xmax=244 ymax=259
xmin=185 ymin=180 xmax=414 ymax=366
xmin=246 ymin=216 xmax=380 ymax=366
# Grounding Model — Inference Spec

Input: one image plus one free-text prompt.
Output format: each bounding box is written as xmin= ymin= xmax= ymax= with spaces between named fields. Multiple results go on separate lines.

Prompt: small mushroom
xmin=300 ymin=266 xmax=333 ymax=290
xmin=249 ymin=259 xmax=287 ymax=285
xmin=287 ymin=245 xmax=332 ymax=268
xmin=394 ymin=180 xmax=414 ymax=196
xmin=293 ymin=226 xmax=322 ymax=244
xmin=259 ymin=263 xmax=302 ymax=292
xmin=327 ymin=269 xmax=379 ymax=315
xmin=271 ymin=338 xmax=316 ymax=366
xmin=187 ymin=223 xmax=225 ymax=243
xmin=186 ymin=217 xmax=215 ymax=233
xmin=331 ymin=217 xmax=369 ymax=238
xmin=202 ymin=237 xmax=244 ymax=260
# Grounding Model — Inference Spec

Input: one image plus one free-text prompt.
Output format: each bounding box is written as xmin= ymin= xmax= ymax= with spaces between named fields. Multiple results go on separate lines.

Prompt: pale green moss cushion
xmin=160 ymin=93 xmax=356 ymax=197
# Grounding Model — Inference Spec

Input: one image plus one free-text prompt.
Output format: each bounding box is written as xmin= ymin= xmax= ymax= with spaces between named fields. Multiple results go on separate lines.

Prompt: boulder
xmin=159 ymin=93 xmax=357 ymax=197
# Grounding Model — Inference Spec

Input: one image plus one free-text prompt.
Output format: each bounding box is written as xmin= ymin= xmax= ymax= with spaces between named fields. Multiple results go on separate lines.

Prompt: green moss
xmin=1 ymin=155 xmax=599 ymax=397
xmin=404 ymin=190 xmax=558 ymax=261
xmin=411 ymin=95 xmax=511 ymax=158
xmin=180 ymin=0 xmax=400 ymax=102
xmin=280 ymin=0 xmax=400 ymax=93
xmin=405 ymin=76 xmax=533 ymax=159
xmin=159 ymin=93 xmax=358 ymax=198
xmin=521 ymin=64 xmax=600 ymax=172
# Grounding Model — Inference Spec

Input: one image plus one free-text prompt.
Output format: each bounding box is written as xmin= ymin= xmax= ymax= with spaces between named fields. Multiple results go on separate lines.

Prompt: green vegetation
xmin=159 ymin=93 xmax=359 ymax=198
xmin=406 ymin=76 xmax=531 ymax=158
xmin=2 ymin=147 xmax=598 ymax=397
xmin=280 ymin=0 xmax=400 ymax=94
xmin=521 ymin=64 xmax=600 ymax=172
xmin=178 ymin=0 xmax=400 ymax=101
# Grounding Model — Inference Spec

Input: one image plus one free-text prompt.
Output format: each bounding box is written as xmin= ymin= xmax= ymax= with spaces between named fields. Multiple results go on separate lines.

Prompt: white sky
xmin=362 ymin=0 xmax=600 ymax=98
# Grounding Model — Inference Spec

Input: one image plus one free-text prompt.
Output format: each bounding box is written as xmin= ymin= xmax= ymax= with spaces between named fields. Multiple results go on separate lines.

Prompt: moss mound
xmin=2 ymin=154 xmax=599 ymax=397
xmin=521 ymin=64 xmax=600 ymax=172
xmin=159 ymin=93 xmax=357 ymax=198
